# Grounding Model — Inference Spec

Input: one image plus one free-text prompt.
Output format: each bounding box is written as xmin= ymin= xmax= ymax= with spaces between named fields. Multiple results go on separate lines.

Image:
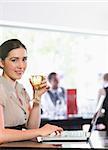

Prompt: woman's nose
xmin=18 ymin=61 xmax=25 ymax=68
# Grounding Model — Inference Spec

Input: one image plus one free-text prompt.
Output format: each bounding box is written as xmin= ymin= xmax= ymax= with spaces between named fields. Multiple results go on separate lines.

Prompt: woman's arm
xmin=0 ymin=105 xmax=40 ymax=144
xmin=26 ymin=102 xmax=41 ymax=129
xmin=26 ymin=78 xmax=49 ymax=129
xmin=97 ymin=88 xmax=106 ymax=103
xmin=0 ymin=124 xmax=63 ymax=144
xmin=0 ymin=105 xmax=63 ymax=144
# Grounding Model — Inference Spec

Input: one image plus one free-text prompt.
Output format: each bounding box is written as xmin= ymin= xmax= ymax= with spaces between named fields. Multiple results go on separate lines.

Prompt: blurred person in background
xmin=41 ymin=72 xmax=67 ymax=119
xmin=97 ymin=73 xmax=108 ymax=132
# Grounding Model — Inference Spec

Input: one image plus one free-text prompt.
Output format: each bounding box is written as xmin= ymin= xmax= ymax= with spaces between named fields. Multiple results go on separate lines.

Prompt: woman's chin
xmin=15 ymin=75 xmax=23 ymax=80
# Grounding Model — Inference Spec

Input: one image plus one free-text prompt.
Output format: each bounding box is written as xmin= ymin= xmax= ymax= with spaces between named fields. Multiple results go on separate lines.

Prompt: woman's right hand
xmin=37 ymin=124 xmax=63 ymax=137
xmin=29 ymin=77 xmax=49 ymax=97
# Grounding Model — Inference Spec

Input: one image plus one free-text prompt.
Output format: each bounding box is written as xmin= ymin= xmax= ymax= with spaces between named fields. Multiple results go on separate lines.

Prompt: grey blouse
xmin=0 ymin=76 xmax=30 ymax=127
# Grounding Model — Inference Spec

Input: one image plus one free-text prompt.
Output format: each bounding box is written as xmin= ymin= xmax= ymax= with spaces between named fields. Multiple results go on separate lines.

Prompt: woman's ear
xmin=0 ymin=58 xmax=4 ymax=68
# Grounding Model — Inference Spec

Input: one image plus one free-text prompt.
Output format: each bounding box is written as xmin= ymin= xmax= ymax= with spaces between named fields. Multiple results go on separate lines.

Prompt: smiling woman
xmin=0 ymin=39 xmax=63 ymax=144
xmin=0 ymin=39 xmax=27 ymax=80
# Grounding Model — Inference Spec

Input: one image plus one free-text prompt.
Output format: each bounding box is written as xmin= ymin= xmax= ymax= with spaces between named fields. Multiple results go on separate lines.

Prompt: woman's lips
xmin=15 ymin=71 xmax=24 ymax=75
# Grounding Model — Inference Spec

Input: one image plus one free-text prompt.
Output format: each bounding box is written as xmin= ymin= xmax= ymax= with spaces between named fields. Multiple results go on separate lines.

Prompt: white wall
xmin=0 ymin=2 xmax=3 ymax=19
xmin=1 ymin=1 xmax=108 ymax=33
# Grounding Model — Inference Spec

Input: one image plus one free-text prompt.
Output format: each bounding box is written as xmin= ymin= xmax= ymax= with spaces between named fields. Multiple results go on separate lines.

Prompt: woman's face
xmin=1 ymin=47 xmax=27 ymax=81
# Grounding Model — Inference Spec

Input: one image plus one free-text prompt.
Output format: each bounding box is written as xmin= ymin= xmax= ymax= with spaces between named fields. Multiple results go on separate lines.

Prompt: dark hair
xmin=103 ymin=73 xmax=108 ymax=81
xmin=0 ymin=39 xmax=26 ymax=60
xmin=48 ymin=72 xmax=57 ymax=81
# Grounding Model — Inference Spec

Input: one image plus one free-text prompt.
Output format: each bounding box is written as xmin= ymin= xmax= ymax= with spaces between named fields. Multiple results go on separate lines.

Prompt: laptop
xmin=37 ymin=95 xmax=105 ymax=142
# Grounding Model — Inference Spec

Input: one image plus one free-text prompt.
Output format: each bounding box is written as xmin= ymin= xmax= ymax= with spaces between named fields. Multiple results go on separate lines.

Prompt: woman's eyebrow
xmin=10 ymin=57 xmax=19 ymax=59
xmin=9 ymin=56 xmax=27 ymax=59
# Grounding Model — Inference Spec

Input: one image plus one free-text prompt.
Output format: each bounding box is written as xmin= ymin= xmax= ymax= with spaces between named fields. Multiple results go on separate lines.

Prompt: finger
xmin=29 ymin=78 xmax=32 ymax=83
xmin=46 ymin=86 xmax=50 ymax=90
xmin=59 ymin=127 xmax=63 ymax=131
xmin=56 ymin=128 xmax=63 ymax=132
xmin=39 ymin=83 xmax=47 ymax=88
xmin=57 ymin=130 xmax=63 ymax=134
xmin=41 ymin=79 xmax=47 ymax=84
xmin=29 ymin=79 xmax=33 ymax=86
xmin=55 ymin=130 xmax=61 ymax=135
xmin=54 ymin=131 xmax=58 ymax=135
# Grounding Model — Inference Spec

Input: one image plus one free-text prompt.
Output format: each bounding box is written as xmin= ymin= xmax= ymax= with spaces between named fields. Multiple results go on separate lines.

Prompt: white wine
xmin=30 ymin=75 xmax=44 ymax=90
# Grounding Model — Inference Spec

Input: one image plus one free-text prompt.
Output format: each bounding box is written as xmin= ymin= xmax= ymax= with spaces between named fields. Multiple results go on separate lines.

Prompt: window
xmin=0 ymin=23 xmax=108 ymax=116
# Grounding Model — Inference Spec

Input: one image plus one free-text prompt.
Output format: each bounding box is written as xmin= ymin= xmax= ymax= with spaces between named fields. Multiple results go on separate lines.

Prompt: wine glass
xmin=30 ymin=75 xmax=44 ymax=90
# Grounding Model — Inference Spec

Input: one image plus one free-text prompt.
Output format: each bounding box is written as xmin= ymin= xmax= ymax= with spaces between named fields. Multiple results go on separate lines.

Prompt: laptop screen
xmin=88 ymin=95 xmax=105 ymax=135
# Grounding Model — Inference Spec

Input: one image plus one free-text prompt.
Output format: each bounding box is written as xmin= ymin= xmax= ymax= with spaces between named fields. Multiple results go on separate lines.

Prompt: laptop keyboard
xmin=48 ymin=130 xmax=88 ymax=138
xmin=60 ymin=130 xmax=87 ymax=138
xmin=37 ymin=130 xmax=89 ymax=142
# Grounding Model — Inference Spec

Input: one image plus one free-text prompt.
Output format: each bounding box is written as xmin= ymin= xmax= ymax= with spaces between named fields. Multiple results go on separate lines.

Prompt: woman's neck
xmin=2 ymin=73 xmax=17 ymax=88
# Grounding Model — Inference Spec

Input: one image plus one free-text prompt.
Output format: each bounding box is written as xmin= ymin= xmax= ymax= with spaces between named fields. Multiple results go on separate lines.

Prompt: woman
xmin=0 ymin=39 xmax=63 ymax=144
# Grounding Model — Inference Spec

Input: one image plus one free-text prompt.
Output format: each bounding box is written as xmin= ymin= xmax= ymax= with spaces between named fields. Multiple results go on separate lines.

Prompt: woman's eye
xmin=11 ymin=59 xmax=17 ymax=62
xmin=23 ymin=57 xmax=27 ymax=62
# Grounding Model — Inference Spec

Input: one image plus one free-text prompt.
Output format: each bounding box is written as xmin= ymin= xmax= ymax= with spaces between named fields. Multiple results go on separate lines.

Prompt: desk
xmin=0 ymin=131 xmax=107 ymax=149
xmin=90 ymin=131 xmax=108 ymax=149
xmin=40 ymin=116 xmax=104 ymax=130
xmin=0 ymin=141 xmax=61 ymax=150
xmin=41 ymin=117 xmax=84 ymax=130
xmin=41 ymin=117 xmax=94 ymax=130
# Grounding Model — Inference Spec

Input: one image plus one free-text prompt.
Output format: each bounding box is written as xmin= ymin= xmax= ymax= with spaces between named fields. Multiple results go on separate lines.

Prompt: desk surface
xmin=0 ymin=141 xmax=91 ymax=149
xmin=0 ymin=131 xmax=107 ymax=149
xmin=41 ymin=116 xmax=92 ymax=130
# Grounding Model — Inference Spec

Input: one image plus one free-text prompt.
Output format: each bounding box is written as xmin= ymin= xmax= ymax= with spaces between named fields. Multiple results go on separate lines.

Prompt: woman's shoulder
xmin=99 ymin=88 xmax=106 ymax=95
xmin=0 ymin=76 xmax=3 ymax=82
xmin=0 ymin=76 xmax=5 ymax=86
